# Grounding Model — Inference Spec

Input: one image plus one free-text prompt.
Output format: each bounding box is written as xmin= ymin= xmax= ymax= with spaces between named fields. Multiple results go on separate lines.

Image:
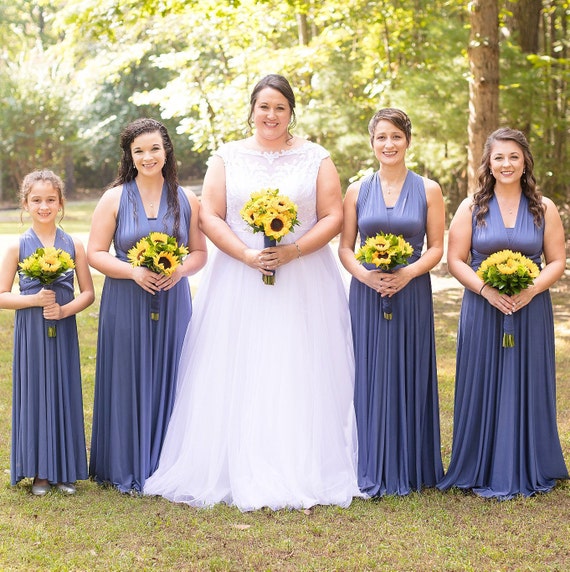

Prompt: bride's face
xmin=251 ymin=87 xmax=292 ymax=142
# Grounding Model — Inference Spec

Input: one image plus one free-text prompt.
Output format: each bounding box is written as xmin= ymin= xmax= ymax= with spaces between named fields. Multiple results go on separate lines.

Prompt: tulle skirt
xmin=144 ymin=244 xmax=360 ymax=511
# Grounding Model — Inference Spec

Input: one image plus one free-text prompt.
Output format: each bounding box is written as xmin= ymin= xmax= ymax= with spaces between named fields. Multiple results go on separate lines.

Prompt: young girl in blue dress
xmin=0 ymin=170 xmax=94 ymax=496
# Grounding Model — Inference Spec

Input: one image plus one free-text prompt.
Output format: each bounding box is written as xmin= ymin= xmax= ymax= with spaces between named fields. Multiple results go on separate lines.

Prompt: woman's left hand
xmin=43 ymin=302 xmax=63 ymax=320
xmin=156 ymin=267 xmax=185 ymax=292
xmin=511 ymin=285 xmax=536 ymax=312
xmin=377 ymin=266 xmax=413 ymax=297
xmin=258 ymin=243 xmax=298 ymax=271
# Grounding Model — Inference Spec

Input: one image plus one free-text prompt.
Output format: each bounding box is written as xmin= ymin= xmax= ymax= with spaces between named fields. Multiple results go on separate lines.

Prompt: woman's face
xmin=130 ymin=131 xmax=166 ymax=177
xmin=489 ymin=140 xmax=525 ymax=186
xmin=371 ymin=119 xmax=409 ymax=166
xmin=251 ymin=87 xmax=292 ymax=142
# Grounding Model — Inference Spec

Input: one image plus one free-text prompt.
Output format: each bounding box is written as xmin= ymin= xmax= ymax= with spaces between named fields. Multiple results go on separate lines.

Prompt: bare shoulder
xmin=422 ymin=176 xmax=443 ymax=195
xmin=181 ymin=186 xmax=201 ymax=208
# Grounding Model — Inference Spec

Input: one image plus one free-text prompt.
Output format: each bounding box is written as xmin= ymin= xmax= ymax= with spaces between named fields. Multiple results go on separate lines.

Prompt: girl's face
xmin=130 ymin=131 xmax=166 ymax=177
xmin=24 ymin=181 xmax=62 ymax=225
xmin=489 ymin=140 xmax=525 ymax=186
xmin=371 ymin=119 xmax=409 ymax=166
xmin=251 ymin=87 xmax=292 ymax=143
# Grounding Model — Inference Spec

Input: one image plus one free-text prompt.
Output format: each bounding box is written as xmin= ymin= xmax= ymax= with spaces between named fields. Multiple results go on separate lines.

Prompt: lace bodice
xmin=215 ymin=140 xmax=329 ymax=247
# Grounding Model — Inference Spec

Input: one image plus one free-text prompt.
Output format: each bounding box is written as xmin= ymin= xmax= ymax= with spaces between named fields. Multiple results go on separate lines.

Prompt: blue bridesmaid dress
xmin=438 ymin=195 xmax=568 ymax=499
xmin=89 ymin=181 xmax=193 ymax=492
xmin=12 ymin=228 xmax=88 ymax=486
xmin=349 ymin=171 xmax=443 ymax=496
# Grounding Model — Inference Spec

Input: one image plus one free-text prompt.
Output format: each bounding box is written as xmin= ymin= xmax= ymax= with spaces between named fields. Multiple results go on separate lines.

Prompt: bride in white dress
xmin=144 ymin=74 xmax=360 ymax=511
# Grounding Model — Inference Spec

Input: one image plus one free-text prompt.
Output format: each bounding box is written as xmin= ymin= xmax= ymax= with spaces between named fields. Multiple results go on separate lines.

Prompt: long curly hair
xmin=473 ymin=127 xmax=543 ymax=227
xmin=247 ymin=74 xmax=297 ymax=140
xmin=109 ymin=118 xmax=182 ymax=238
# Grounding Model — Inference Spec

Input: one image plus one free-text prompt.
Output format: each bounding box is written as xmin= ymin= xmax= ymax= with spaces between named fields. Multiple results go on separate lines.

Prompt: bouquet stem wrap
xmin=503 ymin=313 xmax=515 ymax=347
xmin=263 ymin=235 xmax=277 ymax=286
xmin=150 ymin=290 xmax=161 ymax=321
xmin=45 ymin=284 xmax=57 ymax=338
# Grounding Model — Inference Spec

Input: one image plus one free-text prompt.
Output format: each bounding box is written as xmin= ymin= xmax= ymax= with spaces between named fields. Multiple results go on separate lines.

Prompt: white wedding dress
xmin=144 ymin=140 xmax=360 ymax=511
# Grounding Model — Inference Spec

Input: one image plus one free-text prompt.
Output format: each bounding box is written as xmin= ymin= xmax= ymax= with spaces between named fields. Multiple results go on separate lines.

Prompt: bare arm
xmin=510 ymin=197 xmax=566 ymax=308
xmin=87 ymin=186 xmax=163 ymax=294
xmin=0 ymin=242 xmax=56 ymax=310
xmin=160 ymin=188 xmax=208 ymax=291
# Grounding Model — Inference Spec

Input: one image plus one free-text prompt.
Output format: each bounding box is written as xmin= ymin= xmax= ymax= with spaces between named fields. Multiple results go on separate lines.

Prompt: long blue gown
xmin=12 ymin=228 xmax=88 ymax=486
xmin=349 ymin=171 xmax=443 ymax=496
xmin=438 ymin=195 xmax=568 ymax=499
xmin=89 ymin=181 xmax=193 ymax=493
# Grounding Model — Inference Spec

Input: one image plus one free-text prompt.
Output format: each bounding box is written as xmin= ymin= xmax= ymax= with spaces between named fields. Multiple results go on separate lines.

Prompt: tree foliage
xmin=0 ymin=0 xmax=568 ymax=227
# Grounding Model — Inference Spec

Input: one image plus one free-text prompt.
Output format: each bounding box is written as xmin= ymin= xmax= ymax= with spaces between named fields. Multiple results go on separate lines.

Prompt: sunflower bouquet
xmin=128 ymin=232 xmax=189 ymax=320
xmin=355 ymin=232 xmax=413 ymax=319
xmin=240 ymin=188 xmax=299 ymax=285
xmin=476 ymin=249 xmax=540 ymax=347
xmin=19 ymin=246 xmax=76 ymax=337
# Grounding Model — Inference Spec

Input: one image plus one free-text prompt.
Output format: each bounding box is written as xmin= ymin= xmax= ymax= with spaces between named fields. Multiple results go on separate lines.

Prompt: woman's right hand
xmin=36 ymin=288 xmax=56 ymax=307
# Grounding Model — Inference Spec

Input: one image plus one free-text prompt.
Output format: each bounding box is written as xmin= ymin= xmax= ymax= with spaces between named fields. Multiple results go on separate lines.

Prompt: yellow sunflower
xmin=262 ymin=212 xmax=289 ymax=241
xmin=127 ymin=240 xmax=149 ymax=266
xmin=149 ymin=232 xmax=170 ymax=244
xmin=153 ymin=251 xmax=179 ymax=276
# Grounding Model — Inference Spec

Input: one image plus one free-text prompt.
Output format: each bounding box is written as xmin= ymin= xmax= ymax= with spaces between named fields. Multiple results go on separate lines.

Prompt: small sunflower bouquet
xmin=476 ymin=249 xmax=539 ymax=347
xmin=128 ymin=232 xmax=189 ymax=320
xmin=240 ymin=188 xmax=299 ymax=285
xmin=19 ymin=246 xmax=76 ymax=337
xmin=355 ymin=232 xmax=413 ymax=319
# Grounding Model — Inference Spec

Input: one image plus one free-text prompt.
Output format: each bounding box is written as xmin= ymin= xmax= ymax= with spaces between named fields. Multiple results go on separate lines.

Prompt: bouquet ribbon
xmin=503 ymin=313 xmax=515 ymax=348
xmin=263 ymin=235 xmax=277 ymax=285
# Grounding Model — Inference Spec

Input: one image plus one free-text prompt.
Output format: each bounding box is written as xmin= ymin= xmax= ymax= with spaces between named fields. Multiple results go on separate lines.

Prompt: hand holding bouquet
xmin=128 ymin=232 xmax=189 ymax=320
xmin=476 ymin=249 xmax=539 ymax=347
xmin=240 ymin=188 xmax=299 ymax=285
xmin=355 ymin=232 xmax=413 ymax=319
xmin=19 ymin=246 xmax=76 ymax=337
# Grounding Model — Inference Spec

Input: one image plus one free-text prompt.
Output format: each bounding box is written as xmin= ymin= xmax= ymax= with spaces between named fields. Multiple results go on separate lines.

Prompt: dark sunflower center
xmin=158 ymin=256 xmax=172 ymax=269
xmin=270 ymin=217 xmax=284 ymax=232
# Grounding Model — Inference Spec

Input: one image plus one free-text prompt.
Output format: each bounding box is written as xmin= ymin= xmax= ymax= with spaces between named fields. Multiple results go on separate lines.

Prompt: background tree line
xmin=0 ymin=0 xmax=568 ymax=228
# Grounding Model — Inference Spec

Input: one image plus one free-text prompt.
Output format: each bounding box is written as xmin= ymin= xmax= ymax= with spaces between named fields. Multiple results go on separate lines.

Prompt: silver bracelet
xmin=294 ymin=242 xmax=302 ymax=258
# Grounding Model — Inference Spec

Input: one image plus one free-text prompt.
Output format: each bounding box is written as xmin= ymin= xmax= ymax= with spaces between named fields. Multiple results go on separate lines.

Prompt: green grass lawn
xmin=0 ymin=203 xmax=569 ymax=571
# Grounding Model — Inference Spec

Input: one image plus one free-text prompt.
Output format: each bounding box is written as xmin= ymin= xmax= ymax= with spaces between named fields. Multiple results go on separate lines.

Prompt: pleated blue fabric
xmin=438 ymin=195 xmax=568 ymax=499
xmin=89 ymin=181 xmax=192 ymax=492
xmin=349 ymin=171 xmax=443 ymax=496
xmin=12 ymin=228 xmax=88 ymax=485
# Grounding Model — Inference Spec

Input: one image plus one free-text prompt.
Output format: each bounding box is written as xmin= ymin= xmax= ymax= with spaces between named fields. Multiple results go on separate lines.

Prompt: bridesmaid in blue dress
xmin=339 ymin=108 xmax=445 ymax=496
xmin=0 ymin=170 xmax=94 ymax=495
xmin=88 ymin=119 xmax=207 ymax=493
xmin=438 ymin=128 xmax=568 ymax=499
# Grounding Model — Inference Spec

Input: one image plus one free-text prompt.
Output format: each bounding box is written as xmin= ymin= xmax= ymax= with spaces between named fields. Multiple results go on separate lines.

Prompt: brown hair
xmin=368 ymin=108 xmax=412 ymax=147
xmin=109 ymin=118 xmax=182 ymax=238
xmin=247 ymin=74 xmax=297 ymax=138
xmin=20 ymin=169 xmax=65 ymax=224
xmin=473 ymin=127 xmax=543 ymax=227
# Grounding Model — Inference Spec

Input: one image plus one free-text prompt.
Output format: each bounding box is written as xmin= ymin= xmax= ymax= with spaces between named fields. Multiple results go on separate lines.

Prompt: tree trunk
xmin=511 ymin=0 xmax=542 ymax=54
xmin=296 ymin=12 xmax=309 ymax=46
xmin=467 ymin=0 xmax=499 ymax=194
